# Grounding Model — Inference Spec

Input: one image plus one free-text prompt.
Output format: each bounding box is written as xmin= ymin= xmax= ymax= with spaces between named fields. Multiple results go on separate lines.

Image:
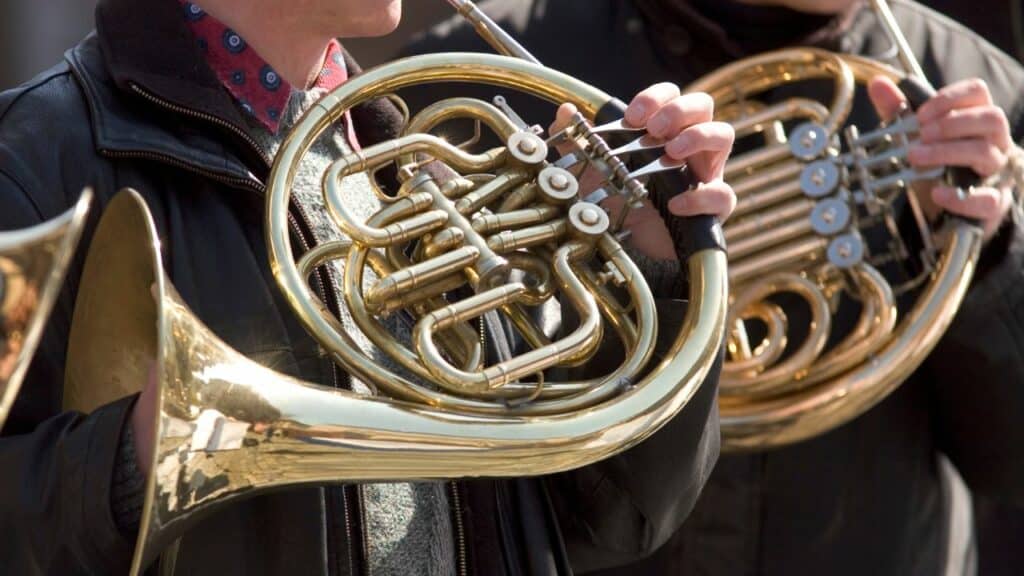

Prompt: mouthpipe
xmin=869 ymin=0 xmax=979 ymax=191
xmin=445 ymin=0 xmax=541 ymax=64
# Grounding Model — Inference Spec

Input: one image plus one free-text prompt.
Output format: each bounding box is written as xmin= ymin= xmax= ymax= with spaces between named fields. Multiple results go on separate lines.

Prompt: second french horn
xmin=687 ymin=0 xmax=983 ymax=449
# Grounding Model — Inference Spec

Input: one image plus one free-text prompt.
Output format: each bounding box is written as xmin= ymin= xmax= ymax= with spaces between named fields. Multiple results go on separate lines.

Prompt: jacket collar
xmin=95 ymin=0 xmax=252 ymax=137
xmin=71 ymin=0 xmax=402 ymax=188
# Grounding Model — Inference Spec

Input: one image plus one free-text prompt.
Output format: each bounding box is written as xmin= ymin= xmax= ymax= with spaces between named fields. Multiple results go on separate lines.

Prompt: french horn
xmin=686 ymin=0 xmax=983 ymax=449
xmin=62 ymin=2 xmax=728 ymax=573
xmin=0 ymin=190 xmax=90 ymax=429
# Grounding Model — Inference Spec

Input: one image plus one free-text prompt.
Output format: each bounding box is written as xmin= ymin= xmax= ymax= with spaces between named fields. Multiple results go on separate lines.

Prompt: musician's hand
xmin=551 ymin=83 xmax=735 ymax=260
xmin=129 ymin=364 xmax=158 ymax=475
xmin=868 ymin=76 xmax=1014 ymax=241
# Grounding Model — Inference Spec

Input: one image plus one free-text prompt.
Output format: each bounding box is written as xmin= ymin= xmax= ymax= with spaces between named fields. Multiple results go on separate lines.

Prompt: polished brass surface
xmin=0 ymin=191 xmax=90 ymax=429
xmin=64 ymin=2 xmax=728 ymax=571
xmin=70 ymin=185 xmax=726 ymax=574
xmin=686 ymin=0 xmax=983 ymax=449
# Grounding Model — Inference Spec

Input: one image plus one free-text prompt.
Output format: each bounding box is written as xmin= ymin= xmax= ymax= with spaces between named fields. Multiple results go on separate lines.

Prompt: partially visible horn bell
xmin=0 ymin=190 xmax=90 ymax=429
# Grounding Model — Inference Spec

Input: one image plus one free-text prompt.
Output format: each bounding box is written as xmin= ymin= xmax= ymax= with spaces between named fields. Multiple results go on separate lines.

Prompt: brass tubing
xmin=373 ymin=274 xmax=469 ymax=317
xmin=503 ymin=235 xmax=661 ymax=412
xmin=724 ymin=301 xmax=788 ymax=375
xmin=497 ymin=182 xmax=538 ymax=212
xmin=366 ymin=245 xmax=481 ymax=306
xmin=729 ymin=236 xmax=827 ymax=285
xmin=730 ymin=98 xmax=831 ymax=138
xmin=733 ymin=178 xmax=804 ymax=219
xmin=687 ymin=48 xmax=856 ymax=134
xmin=384 ymin=133 xmax=507 ymax=174
xmin=506 ymin=251 xmax=555 ymax=305
xmin=493 ymin=234 xmax=661 ymax=415
xmin=374 ymin=265 xmax=483 ymax=374
xmin=414 ymin=241 xmax=603 ymax=391
xmin=724 ymin=198 xmax=815 ymax=244
xmin=579 ymin=266 xmax=639 ymax=351
xmin=728 ymin=318 xmax=754 ymax=361
xmin=472 ymin=205 xmax=561 ymax=235
xmin=869 ymin=0 xmax=930 ymax=83
xmin=324 ymin=136 xmax=505 ymax=239
xmin=798 ymin=265 xmax=897 ymax=386
xmin=446 ymin=0 xmax=541 ymax=63
xmin=346 ymin=242 xmax=503 ymax=400
xmin=455 ymin=170 xmax=531 ymax=214
xmin=415 ymin=173 xmax=510 ymax=287
xmin=719 ymin=227 xmax=980 ymax=449
xmin=721 ymin=273 xmax=831 ymax=395
xmin=487 ymin=220 xmax=568 ymax=253
xmin=724 ymin=144 xmax=794 ymax=182
xmin=341 ymin=192 xmax=629 ymax=408
xmin=405 ymin=97 xmax=521 ymax=142
xmin=347 ymin=206 xmax=497 ymax=392
xmin=300 ymin=241 xmax=482 ymax=369
xmin=499 ymin=302 xmax=553 ymax=350
xmin=729 ymin=218 xmax=815 ymax=261
xmin=440 ymin=177 xmax=477 ymax=199
xmin=342 ymin=213 xmax=618 ymax=404
xmin=732 ymin=160 xmax=804 ymax=199
xmin=423 ymin=227 xmax=466 ymax=258
xmin=324 ymin=181 xmax=447 ymax=247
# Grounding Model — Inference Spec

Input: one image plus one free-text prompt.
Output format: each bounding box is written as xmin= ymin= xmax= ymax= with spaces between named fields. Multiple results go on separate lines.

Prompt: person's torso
xmin=0 ymin=31 xmax=558 ymax=576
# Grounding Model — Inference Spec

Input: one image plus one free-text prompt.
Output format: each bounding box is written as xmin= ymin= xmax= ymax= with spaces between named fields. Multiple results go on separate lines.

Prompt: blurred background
xmin=4 ymin=1 xmax=1018 ymax=90
xmin=0 ymin=0 xmax=1020 ymax=575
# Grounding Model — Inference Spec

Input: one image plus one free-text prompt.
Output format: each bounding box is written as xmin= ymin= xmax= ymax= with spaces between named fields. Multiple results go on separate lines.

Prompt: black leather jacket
xmin=405 ymin=0 xmax=1024 ymax=575
xmin=0 ymin=0 xmax=722 ymax=574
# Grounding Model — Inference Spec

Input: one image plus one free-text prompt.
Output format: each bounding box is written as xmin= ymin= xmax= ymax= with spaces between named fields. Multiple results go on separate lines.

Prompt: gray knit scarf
xmin=246 ymin=89 xmax=456 ymax=576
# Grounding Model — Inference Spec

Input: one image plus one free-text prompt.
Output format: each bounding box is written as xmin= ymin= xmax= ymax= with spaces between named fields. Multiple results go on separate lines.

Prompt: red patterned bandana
xmin=180 ymin=1 xmax=350 ymax=134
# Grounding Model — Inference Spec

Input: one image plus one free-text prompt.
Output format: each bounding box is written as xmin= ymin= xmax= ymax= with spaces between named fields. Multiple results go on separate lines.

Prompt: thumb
xmin=550 ymin=103 xmax=579 ymax=156
xmin=867 ymin=76 xmax=908 ymax=123
xmin=550 ymin=103 xmax=578 ymax=136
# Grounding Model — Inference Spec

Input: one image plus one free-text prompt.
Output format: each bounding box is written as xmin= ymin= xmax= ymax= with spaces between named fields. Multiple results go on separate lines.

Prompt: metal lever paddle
xmin=594 ymin=99 xmax=726 ymax=289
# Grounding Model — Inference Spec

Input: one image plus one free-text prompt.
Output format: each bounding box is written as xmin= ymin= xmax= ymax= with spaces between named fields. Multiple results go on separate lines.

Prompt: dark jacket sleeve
xmin=898 ymin=2 xmax=1024 ymax=504
xmin=0 ymin=170 xmax=138 ymax=575
xmin=544 ymin=165 xmax=721 ymax=573
xmin=927 ymin=201 xmax=1024 ymax=505
xmin=548 ymin=317 xmax=721 ymax=573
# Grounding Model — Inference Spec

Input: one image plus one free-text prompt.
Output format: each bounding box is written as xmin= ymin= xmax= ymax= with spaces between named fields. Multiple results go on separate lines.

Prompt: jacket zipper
xmin=128 ymin=82 xmax=351 ymax=392
xmin=358 ymin=485 xmax=372 ymax=575
xmin=119 ymin=83 xmax=365 ymax=576
xmin=449 ymin=481 xmax=470 ymax=576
